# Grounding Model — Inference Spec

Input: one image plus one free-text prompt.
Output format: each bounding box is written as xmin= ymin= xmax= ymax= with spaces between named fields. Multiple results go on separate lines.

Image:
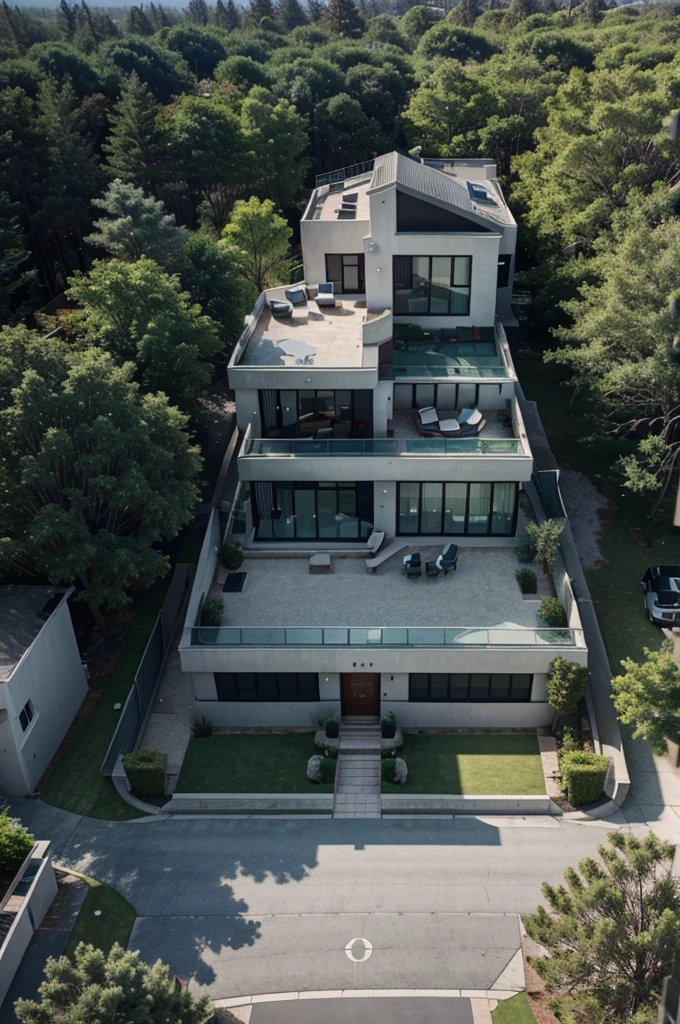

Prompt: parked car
xmin=641 ymin=565 xmax=680 ymax=624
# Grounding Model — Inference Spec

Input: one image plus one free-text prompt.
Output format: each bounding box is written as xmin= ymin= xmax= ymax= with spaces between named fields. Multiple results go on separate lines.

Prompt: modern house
xmin=179 ymin=152 xmax=586 ymax=729
xmin=0 ymin=586 xmax=88 ymax=796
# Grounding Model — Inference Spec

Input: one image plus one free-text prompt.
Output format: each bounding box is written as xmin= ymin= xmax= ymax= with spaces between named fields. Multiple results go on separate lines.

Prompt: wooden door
xmin=341 ymin=673 xmax=380 ymax=717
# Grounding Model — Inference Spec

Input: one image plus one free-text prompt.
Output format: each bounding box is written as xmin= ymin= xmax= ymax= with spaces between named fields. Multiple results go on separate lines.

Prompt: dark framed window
xmin=325 ymin=253 xmax=365 ymax=294
xmin=408 ymin=673 xmax=532 ymax=702
xmin=253 ymin=481 xmax=374 ymax=542
xmin=397 ymin=482 xmax=518 ymax=537
xmin=19 ymin=699 xmax=35 ymax=731
xmin=393 ymin=256 xmax=472 ymax=316
xmin=215 ymin=672 xmax=320 ymax=702
xmin=497 ymin=254 xmax=512 ymax=289
xmin=259 ymin=389 xmax=373 ymax=439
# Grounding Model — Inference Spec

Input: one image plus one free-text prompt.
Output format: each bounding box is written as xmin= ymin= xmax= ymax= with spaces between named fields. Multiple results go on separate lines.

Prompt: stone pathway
xmin=333 ymin=718 xmax=382 ymax=819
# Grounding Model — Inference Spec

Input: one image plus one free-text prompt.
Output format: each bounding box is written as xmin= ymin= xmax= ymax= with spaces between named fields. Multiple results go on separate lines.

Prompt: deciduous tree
xmin=546 ymin=657 xmax=588 ymax=727
xmin=612 ymin=643 xmax=680 ymax=755
xmin=179 ymin=232 xmax=254 ymax=360
xmin=240 ymin=87 xmax=308 ymax=209
xmin=222 ymin=196 xmax=291 ymax=292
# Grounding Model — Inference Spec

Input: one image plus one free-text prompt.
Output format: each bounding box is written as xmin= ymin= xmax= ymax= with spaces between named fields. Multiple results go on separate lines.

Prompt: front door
xmin=341 ymin=673 xmax=380 ymax=717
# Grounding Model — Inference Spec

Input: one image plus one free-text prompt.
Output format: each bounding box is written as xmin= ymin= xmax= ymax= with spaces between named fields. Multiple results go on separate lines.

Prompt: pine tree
xmin=279 ymin=0 xmax=306 ymax=29
xmin=324 ymin=0 xmax=363 ymax=36
xmin=79 ymin=2 xmax=99 ymax=42
xmin=103 ymin=73 xmax=165 ymax=189
xmin=0 ymin=2 xmax=20 ymax=54
xmin=123 ymin=4 xmax=154 ymax=34
xmin=186 ymin=0 xmax=210 ymax=23
xmin=149 ymin=2 xmax=171 ymax=28
xmin=56 ymin=0 xmax=78 ymax=40
xmin=215 ymin=0 xmax=240 ymax=29
xmin=248 ymin=0 xmax=276 ymax=23
xmin=307 ymin=0 xmax=323 ymax=21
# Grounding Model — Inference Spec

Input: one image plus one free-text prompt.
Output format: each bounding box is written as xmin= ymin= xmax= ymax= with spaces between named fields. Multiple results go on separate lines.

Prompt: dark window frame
xmin=408 ymin=673 xmax=532 ymax=702
xmin=497 ymin=254 xmax=512 ymax=289
xmin=214 ymin=672 xmax=320 ymax=702
xmin=393 ymin=255 xmax=472 ymax=317
xmin=253 ymin=480 xmax=374 ymax=542
xmin=19 ymin=699 xmax=35 ymax=732
xmin=259 ymin=389 xmax=373 ymax=439
xmin=396 ymin=481 xmax=518 ymax=537
xmin=325 ymin=253 xmax=365 ymax=294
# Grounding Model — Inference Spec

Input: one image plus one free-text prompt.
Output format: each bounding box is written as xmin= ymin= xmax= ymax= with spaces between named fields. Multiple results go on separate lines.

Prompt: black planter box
xmin=381 ymin=721 xmax=396 ymax=739
xmin=325 ymin=722 xmax=340 ymax=738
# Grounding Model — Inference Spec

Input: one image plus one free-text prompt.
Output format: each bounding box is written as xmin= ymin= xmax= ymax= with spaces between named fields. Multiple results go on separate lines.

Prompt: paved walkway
xmin=138 ymin=629 xmax=194 ymax=793
xmin=334 ymin=720 xmax=381 ymax=819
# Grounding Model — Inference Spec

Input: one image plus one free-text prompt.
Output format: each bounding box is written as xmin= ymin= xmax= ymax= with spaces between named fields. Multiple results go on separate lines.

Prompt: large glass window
xmin=259 ymin=390 xmax=373 ymax=439
xmin=397 ymin=482 xmax=517 ymax=537
xmin=215 ymin=673 xmax=320 ymax=701
xmin=254 ymin=481 xmax=374 ymax=541
xmin=408 ymin=674 xmax=533 ymax=702
xmin=393 ymin=256 xmax=472 ymax=316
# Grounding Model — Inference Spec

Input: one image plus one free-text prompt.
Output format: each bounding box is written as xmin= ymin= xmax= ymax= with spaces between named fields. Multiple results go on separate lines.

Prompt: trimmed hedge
xmin=541 ymin=597 xmax=567 ymax=628
xmin=122 ymin=749 xmax=167 ymax=798
xmin=516 ymin=567 xmax=537 ymax=594
xmin=318 ymin=757 xmax=336 ymax=785
xmin=0 ymin=808 xmax=34 ymax=875
xmin=559 ymin=750 xmax=610 ymax=806
xmin=201 ymin=596 xmax=223 ymax=626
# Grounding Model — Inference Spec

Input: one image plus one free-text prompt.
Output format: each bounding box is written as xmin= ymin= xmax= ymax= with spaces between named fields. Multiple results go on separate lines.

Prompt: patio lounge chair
xmin=316 ymin=282 xmax=336 ymax=307
xmin=416 ymin=407 xmax=460 ymax=438
xmin=285 ymin=286 xmax=308 ymax=306
xmin=269 ymin=298 xmax=292 ymax=318
xmin=459 ymin=418 xmax=486 ymax=438
xmin=440 ymin=544 xmax=459 ymax=573
xmin=366 ymin=529 xmax=386 ymax=556
xmin=403 ymin=552 xmax=421 ymax=579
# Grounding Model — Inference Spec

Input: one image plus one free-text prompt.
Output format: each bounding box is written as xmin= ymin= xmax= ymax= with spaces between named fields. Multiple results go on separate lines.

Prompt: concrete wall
xmin=0 ymin=596 xmax=88 ymax=796
xmin=365 ymin=186 xmax=502 ymax=327
xmin=237 ymin=454 xmax=533 ymax=485
xmin=301 ymin=216 xmax=369 ymax=284
xmin=0 ymin=841 xmax=57 ymax=1007
xmin=230 ymin=363 xmax=379 ymax=396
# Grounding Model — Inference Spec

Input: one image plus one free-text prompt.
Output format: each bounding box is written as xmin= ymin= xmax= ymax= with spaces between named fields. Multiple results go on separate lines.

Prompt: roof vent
xmin=467 ymin=181 xmax=497 ymax=206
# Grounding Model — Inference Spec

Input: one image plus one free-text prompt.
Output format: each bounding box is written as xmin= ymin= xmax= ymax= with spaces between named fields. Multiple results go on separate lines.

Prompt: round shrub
xmin=0 ymin=808 xmax=34 ymax=874
xmin=393 ymin=757 xmax=408 ymax=785
xmin=541 ymin=597 xmax=567 ymax=627
xmin=221 ymin=541 xmax=244 ymax=570
xmin=516 ymin=534 xmax=537 ymax=563
xmin=201 ymin=595 xmax=223 ymax=626
xmin=318 ymin=757 xmax=337 ymax=785
xmin=122 ymin=749 xmax=167 ymax=798
xmin=516 ymin=567 xmax=537 ymax=594
xmin=381 ymin=757 xmax=397 ymax=782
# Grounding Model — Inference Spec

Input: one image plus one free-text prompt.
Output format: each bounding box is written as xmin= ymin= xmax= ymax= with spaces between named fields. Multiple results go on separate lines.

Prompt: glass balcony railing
xmin=242 ymin=437 xmax=523 ymax=457
xmin=191 ymin=625 xmax=581 ymax=648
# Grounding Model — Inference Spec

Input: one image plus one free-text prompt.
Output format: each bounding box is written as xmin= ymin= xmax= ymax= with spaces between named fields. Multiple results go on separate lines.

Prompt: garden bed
xmin=381 ymin=733 xmax=546 ymax=795
xmin=176 ymin=733 xmax=335 ymax=793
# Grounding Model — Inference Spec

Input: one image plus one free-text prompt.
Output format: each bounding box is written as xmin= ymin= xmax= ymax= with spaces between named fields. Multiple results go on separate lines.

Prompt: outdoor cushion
xmin=459 ymin=408 xmax=482 ymax=426
xmin=285 ymin=286 xmax=308 ymax=306
xmin=418 ymin=406 xmax=439 ymax=426
xmin=367 ymin=530 xmax=386 ymax=556
xmin=269 ymin=299 xmax=293 ymax=318
xmin=318 ymin=282 xmax=334 ymax=294
xmin=438 ymin=418 xmax=460 ymax=434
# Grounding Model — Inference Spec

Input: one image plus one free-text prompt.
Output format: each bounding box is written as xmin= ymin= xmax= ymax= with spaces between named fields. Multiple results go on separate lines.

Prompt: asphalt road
xmin=11 ymin=803 xmax=635 ymax=1000
xmin=250 ymin=998 xmax=475 ymax=1024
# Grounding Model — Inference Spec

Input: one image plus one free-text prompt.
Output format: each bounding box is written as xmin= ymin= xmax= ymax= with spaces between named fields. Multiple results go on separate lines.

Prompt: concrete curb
xmin=381 ymin=794 xmax=562 ymax=815
xmin=166 ymin=792 xmax=335 ymax=814
xmin=562 ymin=799 xmax=620 ymax=822
xmin=213 ymin=989 xmax=520 ymax=1008
xmin=111 ymin=772 xmax=164 ymax=816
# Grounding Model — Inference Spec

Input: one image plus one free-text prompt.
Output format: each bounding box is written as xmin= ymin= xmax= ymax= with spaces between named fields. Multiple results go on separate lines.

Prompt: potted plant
xmin=381 ymin=711 xmax=397 ymax=739
xmin=320 ymin=710 xmax=339 ymax=738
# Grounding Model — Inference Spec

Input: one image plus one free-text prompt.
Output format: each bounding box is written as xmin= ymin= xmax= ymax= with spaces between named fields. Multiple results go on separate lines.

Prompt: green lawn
xmin=382 ymin=734 xmax=546 ymax=795
xmin=176 ymin=734 xmax=335 ymax=793
xmin=65 ymin=873 xmax=136 ymax=957
xmin=492 ymin=993 xmax=537 ymax=1023
xmin=514 ymin=352 xmax=680 ymax=673
xmin=40 ymin=586 xmax=166 ymax=820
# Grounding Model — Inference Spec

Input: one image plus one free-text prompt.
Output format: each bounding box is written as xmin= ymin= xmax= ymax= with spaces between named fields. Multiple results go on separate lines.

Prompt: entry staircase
xmin=333 ymin=718 xmax=381 ymax=819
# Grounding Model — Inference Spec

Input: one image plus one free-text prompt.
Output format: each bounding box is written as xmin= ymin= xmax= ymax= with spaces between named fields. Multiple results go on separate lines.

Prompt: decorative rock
xmin=381 ymin=728 xmax=403 ymax=751
xmin=394 ymin=758 xmax=408 ymax=785
xmin=307 ymin=756 xmax=322 ymax=783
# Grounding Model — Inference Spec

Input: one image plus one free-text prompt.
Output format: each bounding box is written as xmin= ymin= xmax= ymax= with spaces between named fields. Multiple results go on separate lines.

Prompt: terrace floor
xmin=391 ymin=409 xmax=514 ymax=441
xmin=212 ymin=547 xmax=541 ymax=630
xmin=239 ymin=297 xmax=366 ymax=368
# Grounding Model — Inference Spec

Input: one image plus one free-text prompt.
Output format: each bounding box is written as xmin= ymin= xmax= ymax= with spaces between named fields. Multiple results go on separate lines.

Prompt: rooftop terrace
xmin=238 ymin=297 xmax=367 ymax=369
xmin=196 ymin=547 xmax=580 ymax=649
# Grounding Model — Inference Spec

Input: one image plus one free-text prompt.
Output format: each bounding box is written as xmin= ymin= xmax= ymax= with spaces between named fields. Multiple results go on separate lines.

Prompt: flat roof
xmin=238 ymin=297 xmax=366 ymax=369
xmin=305 ymin=178 xmax=372 ymax=223
xmin=212 ymin=547 xmax=540 ymax=632
xmin=0 ymin=586 xmax=67 ymax=683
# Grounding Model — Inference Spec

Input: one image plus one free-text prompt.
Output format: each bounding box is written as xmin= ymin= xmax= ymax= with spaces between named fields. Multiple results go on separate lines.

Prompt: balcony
xmin=243 ymin=437 xmax=523 ymax=457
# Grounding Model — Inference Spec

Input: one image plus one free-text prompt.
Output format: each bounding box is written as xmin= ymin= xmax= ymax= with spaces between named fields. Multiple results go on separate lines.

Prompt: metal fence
xmin=100 ymin=563 xmax=192 ymax=776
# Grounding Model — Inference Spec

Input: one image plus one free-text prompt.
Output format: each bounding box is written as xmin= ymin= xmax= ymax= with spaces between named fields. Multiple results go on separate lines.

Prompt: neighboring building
xmin=179 ymin=152 xmax=586 ymax=729
xmin=0 ymin=586 xmax=88 ymax=796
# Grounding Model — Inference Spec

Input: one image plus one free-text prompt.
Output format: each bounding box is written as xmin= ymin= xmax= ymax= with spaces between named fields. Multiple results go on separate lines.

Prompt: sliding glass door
xmin=396 ymin=482 xmax=518 ymax=537
xmin=254 ymin=482 xmax=374 ymax=541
